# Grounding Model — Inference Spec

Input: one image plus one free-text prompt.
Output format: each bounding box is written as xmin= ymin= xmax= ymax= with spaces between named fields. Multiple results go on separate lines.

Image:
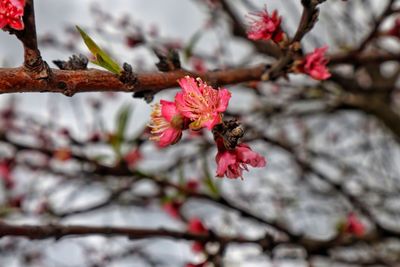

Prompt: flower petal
xmin=216 ymin=88 xmax=231 ymax=113
xmin=178 ymin=76 xmax=201 ymax=94
xmin=158 ymin=127 xmax=182 ymax=147
xmin=160 ymin=100 xmax=178 ymax=122
xmin=216 ymin=151 xmax=237 ymax=177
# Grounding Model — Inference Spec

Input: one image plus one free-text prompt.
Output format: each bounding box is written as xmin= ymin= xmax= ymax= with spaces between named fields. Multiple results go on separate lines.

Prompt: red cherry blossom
xmin=388 ymin=17 xmax=400 ymax=39
xmin=215 ymin=139 xmax=266 ymax=179
xmin=188 ymin=217 xmax=208 ymax=253
xmin=0 ymin=160 xmax=14 ymax=189
xmin=186 ymin=179 xmax=199 ymax=191
xmin=148 ymin=100 xmax=187 ymax=147
xmin=188 ymin=217 xmax=207 ymax=234
xmin=191 ymin=57 xmax=207 ymax=73
xmin=345 ymin=213 xmax=365 ymax=237
xmin=0 ymin=0 xmax=25 ymax=30
xmin=162 ymin=200 xmax=182 ymax=218
xmin=123 ymin=148 xmax=142 ymax=167
xmin=297 ymin=46 xmax=331 ymax=80
xmin=247 ymin=7 xmax=284 ymax=43
xmin=175 ymin=76 xmax=231 ymax=130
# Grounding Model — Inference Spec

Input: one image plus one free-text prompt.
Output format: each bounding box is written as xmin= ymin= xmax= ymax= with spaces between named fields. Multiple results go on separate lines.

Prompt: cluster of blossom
xmin=388 ymin=17 xmax=400 ymax=39
xmin=344 ymin=212 xmax=365 ymax=237
xmin=161 ymin=187 xmax=209 ymax=267
xmin=184 ymin=217 xmax=209 ymax=267
xmin=0 ymin=0 xmax=25 ymax=30
xmin=247 ymin=6 xmax=331 ymax=81
xmin=149 ymin=76 xmax=266 ymax=179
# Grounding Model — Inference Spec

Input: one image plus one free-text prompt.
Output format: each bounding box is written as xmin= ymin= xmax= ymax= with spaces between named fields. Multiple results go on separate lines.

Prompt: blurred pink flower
xmin=188 ymin=217 xmax=208 ymax=253
xmin=247 ymin=7 xmax=284 ymax=43
xmin=216 ymin=142 xmax=266 ymax=179
xmin=0 ymin=0 xmax=25 ymax=30
xmin=346 ymin=213 xmax=365 ymax=237
xmin=148 ymin=100 xmax=186 ymax=147
xmin=162 ymin=200 xmax=182 ymax=218
xmin=188 ymin=217 xmax=207 ymax=234
xmin=123 ymin=148 xmax=142 ymax=167
xmin=186 ymin=179 xmax=199 ymax=192
xmin=176 ymin=76 xmax=231 ymax=130
xmin=298 ymin=46 xmax=331 ymax=80
xmin=389 ymin=17 xmax=400 ymax=39
xmin=0 ymin=160 xmax=13 ymax=189
xmin=191 ymin=57 xmax=207 ymax=73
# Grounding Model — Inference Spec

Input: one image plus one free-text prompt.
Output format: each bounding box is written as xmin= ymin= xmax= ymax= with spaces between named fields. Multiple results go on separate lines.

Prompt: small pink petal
xmin=178 ymin=76 xmax=201 ymax=95
xmin=216 ymin=88 xmax=231 ymax=112
xmin=158 ymin=128 xmax=182 ymax=147
xmin=160 ymin=100 xmax=178 ymax=122
xmin=216 ymin=151 xmax=237 ymax=177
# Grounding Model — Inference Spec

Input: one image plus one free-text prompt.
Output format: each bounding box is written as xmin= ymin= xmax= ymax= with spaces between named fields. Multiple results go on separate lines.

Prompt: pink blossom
xmin=188 ymin=217 xmax=207 ymax=234
xmin=191 ymin=242 xmax=204 ymax=253
xmin=0 ymin=0 xmax=25 ymax=30
xmin=216 ymin=141 xmax=266 ymax=179
xmin=188 ymin=217 xmax=208 ymax=253
xmin=0 ymin=160 xmax=13 ymax=189
xmin=176 ymin=76 xmax=231 ymax=130
xmin=389 ymin=17 xmax=400 ymax=39
xmin=186 ymin=179 xmax=199 ymax=192
xmin=247 ymin=7 xmax=284 ymax=43
xmin=148 ymin=100 xmax=186 ymax=147
xmin=345 ymin=213 xmax=365 ymax=237
xmin=191 ymin=57 xmax=207 ymax=73
xmin=298 ymin=46 xmax=331 ymax=80
xmin=162 ymin=200 xmax=182 ymax=218
xmin=123 ymin=148 xmax=142 ymax=167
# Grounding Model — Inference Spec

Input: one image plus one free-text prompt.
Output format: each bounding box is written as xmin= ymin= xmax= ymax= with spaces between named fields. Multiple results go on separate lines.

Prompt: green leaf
xmin=76 ymin=25 xmax=122 ymax=74
xmin=0 ymin=206 xmax=16 ymax=218
xmin=202 ymin=157 xmax=220 ymax=198
xmin=183 ymin=30 xmax=203 ymax=61
xmin=110 ymin=105 xmax=132 ymax=156
xmin=116 ymin=105 xmax=131 ymax=139
xmin=178 ymin=163 xmax=185 ymax=186
xmin=93 ymin=154 xmax=110 ymax=163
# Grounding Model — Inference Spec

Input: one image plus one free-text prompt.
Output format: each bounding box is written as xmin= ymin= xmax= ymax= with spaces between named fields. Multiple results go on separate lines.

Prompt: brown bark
xmin=0 ymin=65 xmax=265 ymax=96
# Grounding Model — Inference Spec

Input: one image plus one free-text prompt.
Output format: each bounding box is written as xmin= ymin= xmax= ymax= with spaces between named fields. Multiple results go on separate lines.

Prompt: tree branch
xmin=0 ymin=65 xmax=265 ymax=96
xmin=0 ymin=222 xmax=256 ymax=244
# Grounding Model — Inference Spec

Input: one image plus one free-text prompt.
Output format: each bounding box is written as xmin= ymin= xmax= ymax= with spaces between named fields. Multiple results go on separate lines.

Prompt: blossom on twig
xmin=247 ymin=7 xmax=284 ymax=43
xmin=175 ymin=76 xmax=231 ymax=130
xmin=0 ymin=0 xmax=25 ymax=30
xmin=296 ymin=46 xmax=331 ymax=80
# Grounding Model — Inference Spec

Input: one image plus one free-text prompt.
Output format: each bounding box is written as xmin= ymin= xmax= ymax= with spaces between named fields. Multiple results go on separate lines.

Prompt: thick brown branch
xmin=0 ymin=65 xmax=265 ymax=96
